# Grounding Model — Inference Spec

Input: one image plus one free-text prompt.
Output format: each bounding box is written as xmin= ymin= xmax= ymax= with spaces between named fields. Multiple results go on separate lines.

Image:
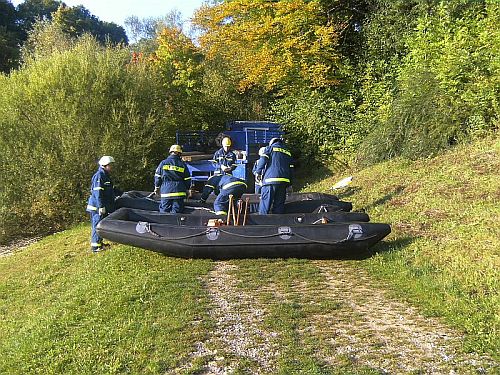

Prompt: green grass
xmin=304 ymin=135 xmax=500 ymax=358
xmin=1 ymin=136 xmax=498 ymax=373
xmin=0 ymin=224 xmax=213 ymax=374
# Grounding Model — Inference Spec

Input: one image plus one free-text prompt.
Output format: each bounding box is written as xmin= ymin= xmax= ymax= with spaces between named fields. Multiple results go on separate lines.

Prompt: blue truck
xmin=176 ymin=121 xmax=284 ymax=192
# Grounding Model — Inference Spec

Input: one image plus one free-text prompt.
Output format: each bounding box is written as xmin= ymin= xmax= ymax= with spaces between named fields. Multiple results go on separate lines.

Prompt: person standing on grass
xmin=86 ymin=156 xmax=122 ymax=253
xmin=154 ymin=145 xmax=192 ymax=213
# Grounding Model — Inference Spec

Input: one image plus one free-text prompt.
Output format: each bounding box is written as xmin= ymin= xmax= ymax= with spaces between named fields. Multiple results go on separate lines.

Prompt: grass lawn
xmin=0 ymin=224 xmax=213 ymax=374
xmin=303 ymin=135 xmax=500 ymax=358
xmin=1 ymin=136 xmax=498 ymax=373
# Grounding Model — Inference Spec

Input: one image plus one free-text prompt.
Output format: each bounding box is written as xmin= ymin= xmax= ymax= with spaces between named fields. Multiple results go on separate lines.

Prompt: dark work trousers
xmin=259 ymin=184 xmax=287 ymax=214
xmin=160 ymin=198 xmax=184 ymax=213
xmin=214 ymin=186 xmax=246 ymax=215
xmin=90 ymin=212 xmax=103 ymax=249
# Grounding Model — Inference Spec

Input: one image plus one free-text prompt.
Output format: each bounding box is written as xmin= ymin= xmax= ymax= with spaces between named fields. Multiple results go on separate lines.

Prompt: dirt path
xmin=175 ymin=260 xmax=498 ymax=374
xmin=0 ymin=237 xmax=40 ymax=257
xmin=309 ymin=261 xmax=497 ymax=374
xmin=170 ymin=262 xmax=281 ymax=374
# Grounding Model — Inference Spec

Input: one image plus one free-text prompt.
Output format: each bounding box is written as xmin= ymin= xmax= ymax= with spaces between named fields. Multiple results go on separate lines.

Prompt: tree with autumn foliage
xmin=193 ymin=0 xmax=343 ymax=94
xmin=154 ymin=23 xmax=270 ymax=130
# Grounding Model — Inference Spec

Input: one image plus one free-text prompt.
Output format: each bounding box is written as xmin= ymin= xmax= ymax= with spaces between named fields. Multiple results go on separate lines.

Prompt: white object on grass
xmin=331 ymin=176 xmax=353 ymax=190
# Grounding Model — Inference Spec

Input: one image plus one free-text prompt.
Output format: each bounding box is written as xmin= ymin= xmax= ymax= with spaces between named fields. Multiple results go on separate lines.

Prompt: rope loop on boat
xmin=136 ymin=221 xmax=380 ymax=244
xmin=218 ymin=229 xmax=283 ymax=239
xmin=293 ymin=232 xmax=379 ymax=245
xmin=136 ymin=221 xmax=207 ymax=240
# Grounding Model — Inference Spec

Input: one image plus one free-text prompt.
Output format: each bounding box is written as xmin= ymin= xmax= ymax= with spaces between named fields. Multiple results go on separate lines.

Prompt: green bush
xmin=358 ymin=1 xmax=499 ymax=162
xmin=0 ymin=26 xmax=172 ymax=243
xmin=270 ymin=89 xmax=359 ymax=167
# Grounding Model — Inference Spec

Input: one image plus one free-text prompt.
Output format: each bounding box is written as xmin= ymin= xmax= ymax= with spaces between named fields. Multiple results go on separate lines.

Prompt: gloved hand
xmin=255 ymin=174 xmax=262 ymax=184
xmin=221 ymin=165 xmax=230 ymax=172
xmin=98 ymin=207 xmax=106 ymax=216
xmin=154 ymin=187 xmax=160 ymax=196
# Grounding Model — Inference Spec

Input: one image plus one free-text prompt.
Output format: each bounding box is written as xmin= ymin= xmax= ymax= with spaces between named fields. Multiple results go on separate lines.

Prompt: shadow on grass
xmin=294 ymin=162 xmax=334 ymax=191
xmin=340 ymin=237 xmax=416 ymax=261
xmin=370 ymin=236 xmax=416 ymax=256
xmin=336 ymin=186 xmax=362 ymax=200
xmin=363 ymin=185 xmax=405 ymax=211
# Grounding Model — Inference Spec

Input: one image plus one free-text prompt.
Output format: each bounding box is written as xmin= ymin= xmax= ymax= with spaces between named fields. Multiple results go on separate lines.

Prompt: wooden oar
xmin=237 ymin=199 xmax=244 ymax=226
xmin=227 ymin=194 xmax=233 ymax=225
xmin=232 ymin=197 xmax=237 ymax=225
xmin=242 ymin=197 xmax=249 ymax=226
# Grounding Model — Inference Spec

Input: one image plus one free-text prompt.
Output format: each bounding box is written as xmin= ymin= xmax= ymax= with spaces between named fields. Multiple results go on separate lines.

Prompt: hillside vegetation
xmin=1 ymin=136 xmax=498 ymax=373
xmin=304 ymin=135 xmax=500 ymax=356
xmin=1 ymin=1 xmax=498 ymax=243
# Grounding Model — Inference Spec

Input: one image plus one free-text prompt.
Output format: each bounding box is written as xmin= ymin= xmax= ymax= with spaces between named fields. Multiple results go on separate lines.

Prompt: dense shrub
xmin=357 ymin=1 xmax=499 ymax=162
xmin=270 ymin=89 xmax=358 ymax=167
xmin=0 ymin=27 xmax=171 ymax=243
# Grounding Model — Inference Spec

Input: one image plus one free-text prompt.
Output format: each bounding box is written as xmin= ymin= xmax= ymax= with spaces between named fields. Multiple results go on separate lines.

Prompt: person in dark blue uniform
xmin=154 ymin=145 xmax=191 ymax=213
xmin=86 ymin=156 xmax=122 ymax=252
xmin=254 ymin=138 xmax=294 ymax=214
xmin=213 ymin=136 xmax=237 ymax=175
xmin=200 ymin=174 xmax=247 ymax=215
xmin=252 ymin=146 xmax=267 ymax=194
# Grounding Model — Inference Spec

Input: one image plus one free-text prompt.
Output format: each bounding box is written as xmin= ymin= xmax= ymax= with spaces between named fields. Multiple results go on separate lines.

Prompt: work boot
xmin=91 ymin=245 xmax=107 ymax=253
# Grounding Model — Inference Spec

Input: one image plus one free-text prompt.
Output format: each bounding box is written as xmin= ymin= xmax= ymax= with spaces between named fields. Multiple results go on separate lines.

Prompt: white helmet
xmin=258 ymin=147 xmax=266 ymax=156
xmin=269 ymin=137 xmax=281 ymax=146
xmin=98 ymin=155 xmax=115 ymax=166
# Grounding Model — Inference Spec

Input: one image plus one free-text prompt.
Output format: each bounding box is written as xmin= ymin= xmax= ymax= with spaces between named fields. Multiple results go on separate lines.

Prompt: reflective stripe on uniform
xmin=205 ymin=184 xmax=215 ymax=189
xmin=93 ymin=187 xmax=104 ymax=191
xmin=222 ymin=181 xmax=247 ymax=190
xmin=262 ymin=154 xmax=269 ymax=158
xmin=163 ymin=165 xmax=185 ymax=173
xmin=91 ymin=242 xmax=102 ymax=247
xmin=264 ymin=177 xmax=290 ymax=183
xmin=87 ymin=205 xmax=98 ymax=211
xmin=216 ymin=211 xmax=227 ymax=215
xmin=184 ymin=177 xmax=191 ymax=180
xmin=161 ymin=192 xmax=187 ymax=198
xmin=155 ymin=174 xmax=161 ymax=177
xmin=272 ymin=147 xmax=291 ymax=156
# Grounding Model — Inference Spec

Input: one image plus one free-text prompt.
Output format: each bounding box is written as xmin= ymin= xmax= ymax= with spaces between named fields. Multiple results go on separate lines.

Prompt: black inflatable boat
xmin=115 ymin=191 xmax=353 ymax=214
xmin=96 ymin=208 xmax=390 ymax=259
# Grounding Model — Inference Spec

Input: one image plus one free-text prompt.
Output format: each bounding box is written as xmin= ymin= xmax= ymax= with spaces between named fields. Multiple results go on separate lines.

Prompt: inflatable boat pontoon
xmin=115 ymin=191 xmax=353 ymax=214
xmin=97 ymin=208 xmax=390 ymax=259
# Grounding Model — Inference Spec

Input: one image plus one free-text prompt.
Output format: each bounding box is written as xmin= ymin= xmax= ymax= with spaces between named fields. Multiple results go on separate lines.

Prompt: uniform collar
xmin=99 ymin=166 xmax=109 ymax=175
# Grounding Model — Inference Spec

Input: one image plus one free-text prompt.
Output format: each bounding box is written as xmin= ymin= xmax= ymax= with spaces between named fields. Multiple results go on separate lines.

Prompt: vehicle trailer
xmin=176 ymin=121 xmax=284 ymax=192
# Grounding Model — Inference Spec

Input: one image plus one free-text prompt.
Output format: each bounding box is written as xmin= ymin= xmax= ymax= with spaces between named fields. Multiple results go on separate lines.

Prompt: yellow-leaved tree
xmin=193 ymin=0 xmax=343 ymax=93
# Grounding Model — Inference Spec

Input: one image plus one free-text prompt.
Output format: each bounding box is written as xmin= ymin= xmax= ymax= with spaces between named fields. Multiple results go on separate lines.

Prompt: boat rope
xmin=142 ymin=223 xmax=207 ymax=240
xmin=218 ymin=229 xmax=283 ymax=239
xmin=185 ymin=205 xmax=215 ymax=212
xmin=293 ymin=232 xmax=380 ymax=245
xmin=141 ymin=222 xmax=380 ymax=244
